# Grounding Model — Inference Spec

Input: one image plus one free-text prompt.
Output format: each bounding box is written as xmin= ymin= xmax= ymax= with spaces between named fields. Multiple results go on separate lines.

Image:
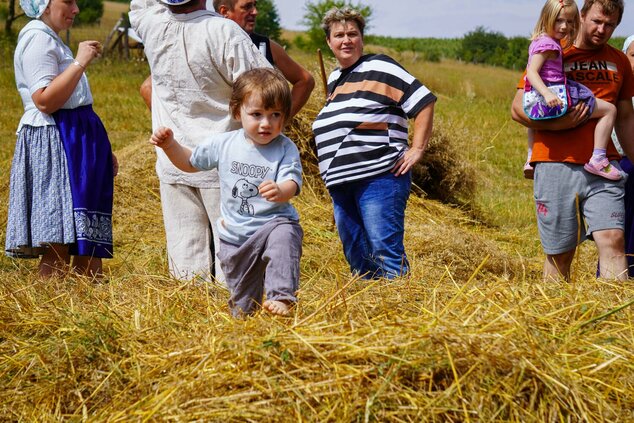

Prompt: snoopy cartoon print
xmin=232 ymin=178 xmax=259 ymax=216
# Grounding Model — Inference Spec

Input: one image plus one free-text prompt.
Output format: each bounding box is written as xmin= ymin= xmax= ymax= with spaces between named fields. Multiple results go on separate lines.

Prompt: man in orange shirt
xmin=511 ymin=0 xmax=634 ymax=281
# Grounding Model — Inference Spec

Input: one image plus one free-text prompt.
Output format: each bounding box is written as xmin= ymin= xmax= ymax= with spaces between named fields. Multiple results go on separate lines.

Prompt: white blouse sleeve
xmin=21 ymin=31 xmax=61 ymax=95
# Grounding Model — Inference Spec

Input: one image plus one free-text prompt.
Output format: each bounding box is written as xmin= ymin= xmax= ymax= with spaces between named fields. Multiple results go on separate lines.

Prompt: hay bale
xmin=411 ymin=129 xmax=477 ymax=205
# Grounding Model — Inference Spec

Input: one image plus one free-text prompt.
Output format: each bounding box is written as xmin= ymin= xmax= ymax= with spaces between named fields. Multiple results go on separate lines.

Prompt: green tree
xmin=3 ymin=0 xmax=24 ymax=34
xmin=503 ymin=36 xmax=530 ymax=70
xmin=74 ymin=0 xmax=103 ymax=25
xmin=254 ymin=0 xmax=282 ymax=43
xmin=294 ymin=0 xmax=372 ymax=54
xmin=460 ymin=26 xmax=507 ymax=65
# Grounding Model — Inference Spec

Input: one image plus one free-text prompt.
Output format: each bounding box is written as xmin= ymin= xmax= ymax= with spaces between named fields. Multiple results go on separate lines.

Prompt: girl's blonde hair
xmin=531 ymin=0 xmax=580 ymax=49
xmin=230 ymin=68 xmax=292 ymax=125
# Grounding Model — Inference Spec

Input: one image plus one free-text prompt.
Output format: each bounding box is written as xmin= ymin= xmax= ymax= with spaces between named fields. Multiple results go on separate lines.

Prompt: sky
xmin=273 ymin=0 xmax=634 ymax=39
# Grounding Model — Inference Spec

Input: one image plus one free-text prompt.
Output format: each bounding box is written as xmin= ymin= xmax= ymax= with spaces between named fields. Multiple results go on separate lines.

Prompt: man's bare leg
xmin=544 ymin=249 xmax=576 ymax=282
xmin=594 ymin=229 xmax=628 ymax=280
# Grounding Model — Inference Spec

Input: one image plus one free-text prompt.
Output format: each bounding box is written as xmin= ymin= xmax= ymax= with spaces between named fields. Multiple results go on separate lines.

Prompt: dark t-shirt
xmin=249 ymin=32 xmax=275 ymax=66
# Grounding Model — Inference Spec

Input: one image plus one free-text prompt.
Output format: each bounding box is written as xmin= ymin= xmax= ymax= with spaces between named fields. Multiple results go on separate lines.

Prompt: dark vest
xmin=249 ymin=32 xmax=275 ymax=66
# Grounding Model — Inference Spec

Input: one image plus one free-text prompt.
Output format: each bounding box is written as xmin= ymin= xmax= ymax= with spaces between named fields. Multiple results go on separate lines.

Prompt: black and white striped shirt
xmin=312 ymin=54 xmax=436 ymax=188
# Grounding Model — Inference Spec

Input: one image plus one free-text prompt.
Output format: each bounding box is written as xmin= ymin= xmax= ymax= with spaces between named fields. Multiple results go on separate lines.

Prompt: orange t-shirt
xmin=517 ymin=44 xmax=634 ymax=164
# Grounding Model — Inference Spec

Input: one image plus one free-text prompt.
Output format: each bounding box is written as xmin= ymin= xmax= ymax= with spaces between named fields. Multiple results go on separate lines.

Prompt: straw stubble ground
xmin=1 ymin=8 xmax=634 ymax=421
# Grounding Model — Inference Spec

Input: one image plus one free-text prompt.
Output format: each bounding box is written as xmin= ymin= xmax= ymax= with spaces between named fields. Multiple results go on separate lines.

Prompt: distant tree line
xmin=363 ymin=35 xmax=461 ymax=63
xmin=458 ymin=27 xmax=529 ymax=70
xmin=1 ymin=0 xmax=628 ymax=71
xmin=291 ymin=1 xmax=628 ymax=71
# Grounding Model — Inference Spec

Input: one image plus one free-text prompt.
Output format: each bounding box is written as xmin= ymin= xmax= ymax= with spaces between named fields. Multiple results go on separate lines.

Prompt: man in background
xmin=140 ymin=0 xmax=314 ymax=118
xmin=212 ymin=0 xmax=315 ymax=117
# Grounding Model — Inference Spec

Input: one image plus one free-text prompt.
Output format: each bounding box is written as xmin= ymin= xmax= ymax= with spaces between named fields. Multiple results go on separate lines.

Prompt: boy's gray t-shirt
xmin=190 ymin=129 xmax=302 ymax=245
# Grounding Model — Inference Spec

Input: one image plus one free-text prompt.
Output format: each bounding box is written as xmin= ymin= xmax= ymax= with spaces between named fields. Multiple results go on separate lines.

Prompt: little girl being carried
xmin=523 ymin=0 xmax=619 ymax=180
xmin=150 ymin=68 xmax=303 ymax=317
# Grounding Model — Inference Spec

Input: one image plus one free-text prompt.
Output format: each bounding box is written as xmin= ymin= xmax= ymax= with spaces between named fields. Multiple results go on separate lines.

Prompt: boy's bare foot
xmin=263 ymin=300 xmax=294 ymax=316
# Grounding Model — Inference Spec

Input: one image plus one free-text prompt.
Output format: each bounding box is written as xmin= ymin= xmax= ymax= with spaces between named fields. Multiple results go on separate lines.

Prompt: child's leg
xmin=39 ymin=243 xmax=70 ymax=278
xmin=262 ymin=223 xmax=303 ymax=316
xmin=590 ymin=99 xmax=617 ymax=153
xmin=527 ymin=128 xmax=534 ymax=159
xmin=584 ymin=99 xmax=620 ymax=180
xmin=524 ymin=129 xmax=535 ymax=179
xmin=217 ymin=239 xmax=266 ymax=317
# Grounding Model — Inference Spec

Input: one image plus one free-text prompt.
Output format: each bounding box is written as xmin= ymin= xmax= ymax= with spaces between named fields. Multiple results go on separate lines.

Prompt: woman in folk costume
xmin=6 ymin=0 xmax=117 ymax=278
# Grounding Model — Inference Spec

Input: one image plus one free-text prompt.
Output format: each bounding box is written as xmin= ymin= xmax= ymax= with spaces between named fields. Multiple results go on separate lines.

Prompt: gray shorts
xmin=533 ymin=162 xmax=626 ymax=255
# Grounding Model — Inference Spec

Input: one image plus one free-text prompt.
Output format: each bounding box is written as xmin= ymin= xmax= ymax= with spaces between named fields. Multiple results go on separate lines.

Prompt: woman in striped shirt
xmin=312 ymin=7 xmax=437 ymax=279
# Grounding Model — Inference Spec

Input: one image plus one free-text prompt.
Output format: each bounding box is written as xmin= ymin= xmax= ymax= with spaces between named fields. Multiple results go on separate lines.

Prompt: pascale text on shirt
xmin=565 ymin=60 xmax=621 ymax=83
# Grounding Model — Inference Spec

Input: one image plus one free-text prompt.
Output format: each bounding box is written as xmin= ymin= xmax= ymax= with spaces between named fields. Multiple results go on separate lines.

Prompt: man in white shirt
xmin=130 ymin=0 xmax=271 ymax=282
xmin=139 ymin=0 xmax=314 ymax=119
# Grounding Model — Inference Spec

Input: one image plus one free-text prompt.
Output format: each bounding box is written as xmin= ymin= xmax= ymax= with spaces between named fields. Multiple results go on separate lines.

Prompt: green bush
xmin=254 ymin=0 xmax=282 ymax=43
xmin=364 ymin=35 xmax=461 ymax=62
xmin=74 ymin=0 xmax=103 ymax=25
xmin=459 ymin=27 xmax=529 ymax=70
xmin=461 ymin=26 xmax=507 ymax=65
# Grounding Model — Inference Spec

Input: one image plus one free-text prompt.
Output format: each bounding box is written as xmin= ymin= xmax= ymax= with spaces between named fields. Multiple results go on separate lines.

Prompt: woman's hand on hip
xmin=391 ymin=147 xmax=424 ymax=177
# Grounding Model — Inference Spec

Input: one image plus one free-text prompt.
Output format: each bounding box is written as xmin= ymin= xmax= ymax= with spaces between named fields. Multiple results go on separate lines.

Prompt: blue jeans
xmin=329 ymin=171 xmax=411 ymax=279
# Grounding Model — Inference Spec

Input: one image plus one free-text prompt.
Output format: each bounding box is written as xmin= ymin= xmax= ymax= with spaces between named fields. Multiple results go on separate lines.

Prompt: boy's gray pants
xmin=217 ymin=217 xmax=303 ymax=317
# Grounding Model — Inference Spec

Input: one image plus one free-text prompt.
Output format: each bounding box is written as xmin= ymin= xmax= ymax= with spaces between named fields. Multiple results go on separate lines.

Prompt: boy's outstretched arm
xmin=149 ymin=127 xmax=199 ymax=173
xmin=259 ymin=180 xmax=299 ymax=203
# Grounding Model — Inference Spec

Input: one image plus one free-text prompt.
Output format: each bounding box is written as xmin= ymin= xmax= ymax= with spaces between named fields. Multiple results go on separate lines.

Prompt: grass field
xmin=0 ymin=2 xmax=633 ymax=421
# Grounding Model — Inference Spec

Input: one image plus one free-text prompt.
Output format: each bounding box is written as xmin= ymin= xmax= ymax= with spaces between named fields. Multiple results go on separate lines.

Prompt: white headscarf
xmin=623 ymin=35 xmax=634 ymax=53
xmin=19 ymin=0 xmax=50 ymax=18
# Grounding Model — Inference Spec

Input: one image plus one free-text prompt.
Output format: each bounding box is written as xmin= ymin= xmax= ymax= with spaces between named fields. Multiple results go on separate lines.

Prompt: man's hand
xmin=566 ymin=101 xmax=591 ymax=126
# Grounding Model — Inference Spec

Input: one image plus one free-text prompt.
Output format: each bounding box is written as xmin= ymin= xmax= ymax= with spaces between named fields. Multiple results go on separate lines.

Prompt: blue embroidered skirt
xmin=5 ymin=125 xmax=76 ymax=258
xmin=53 ymin=105 xmax=114 ymax=258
